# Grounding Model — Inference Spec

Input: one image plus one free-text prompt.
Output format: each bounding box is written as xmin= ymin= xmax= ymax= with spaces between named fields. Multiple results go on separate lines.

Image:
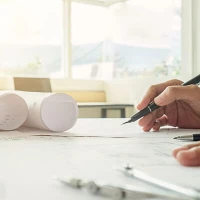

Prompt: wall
xmin=104 ymin=77 xmax=170 ymax=110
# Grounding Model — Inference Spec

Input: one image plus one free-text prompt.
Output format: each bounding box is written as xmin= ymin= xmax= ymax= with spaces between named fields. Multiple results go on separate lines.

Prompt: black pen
xmin=122 ymin=74 xmax=200 ymax=125
xmin=173 ymin=134 xmax=200 ymax=141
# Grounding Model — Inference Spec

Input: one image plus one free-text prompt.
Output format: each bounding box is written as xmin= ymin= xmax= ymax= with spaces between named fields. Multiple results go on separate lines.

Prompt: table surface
xmin=0 ymin=118 xmax=200 ymax=200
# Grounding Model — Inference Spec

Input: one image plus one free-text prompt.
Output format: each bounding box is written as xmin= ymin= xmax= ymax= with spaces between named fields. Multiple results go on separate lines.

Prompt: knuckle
xmin=149 ymin=85 xmax=156 ymax=91
xmin=171 ymin=79 xmax=179 ymax=83
xmin=148 ymin=85 xmax=158 ymax=94
xmin=166 ymin=79 xmax=183 ymax=85
xmin=172 ymin=79 xmax=183 ymax=84
xmin=165 ymin=86 xmax=176 ymax=96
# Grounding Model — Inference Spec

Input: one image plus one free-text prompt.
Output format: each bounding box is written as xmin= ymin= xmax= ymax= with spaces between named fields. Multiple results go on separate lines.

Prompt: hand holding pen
xmin=123 ymin=74 xmax=200 ymax=131
xmin=122 ymin=74 xmax=200 ymax=166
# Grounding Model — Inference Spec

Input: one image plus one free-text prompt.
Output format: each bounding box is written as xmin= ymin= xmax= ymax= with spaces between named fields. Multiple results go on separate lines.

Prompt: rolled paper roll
xmin=0 ymin=92 xmax=28 ymax=130
xmin=14 ymin=91 xmax=78 ymax=132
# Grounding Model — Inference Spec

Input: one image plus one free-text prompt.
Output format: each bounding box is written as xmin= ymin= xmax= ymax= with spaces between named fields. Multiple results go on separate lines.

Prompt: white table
xmin=0 ymin=118 xmax=199 ymax=200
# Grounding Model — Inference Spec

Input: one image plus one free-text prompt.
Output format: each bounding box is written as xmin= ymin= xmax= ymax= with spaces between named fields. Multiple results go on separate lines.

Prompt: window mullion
xmin=181 ymin=0 xmax=193 ymax=80
xmin=63 ymin=0 xmax=72 ymax=78
xmin=191 ymin=0 xmax=200 ymax=77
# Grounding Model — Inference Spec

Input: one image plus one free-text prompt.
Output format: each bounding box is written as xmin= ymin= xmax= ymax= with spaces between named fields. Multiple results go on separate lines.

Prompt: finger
xmin=152 ymin=115 xmax=168 ymax=131
xmin=154 ymin=85 xmax=200 ymax=106
xmin=173 ymin=141 xmax=200 ymax=158
xmin=137 ymin=79 xmax=182 ymax=110
xmin=156 ymin=115 xmax=168 ymax=126
xmin=176 ymin=146 xmax=200 ymax=166
xmin=152 ymin=121 xmax=161 ymax=131
xmin=183 ymin=141 xmax=200 ymax=149
xmin=172 ymin=147 xmax=189 ymax=158
xmin=141 ymin=115 xmax=163 ymax=132
xmin=138 ymin=108 xmax=164 ymax=127
xmin=144 ymin=114 xmax=169 ymax=132
xmin=138 ymin=108 xmax=164 ymax=131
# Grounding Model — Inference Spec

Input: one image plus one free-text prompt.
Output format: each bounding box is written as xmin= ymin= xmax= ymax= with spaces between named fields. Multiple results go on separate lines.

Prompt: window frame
xmin=190 ymin=0 xmax=200 ymax=77
xmin=181 ymin=0 xmax=193 ymax=80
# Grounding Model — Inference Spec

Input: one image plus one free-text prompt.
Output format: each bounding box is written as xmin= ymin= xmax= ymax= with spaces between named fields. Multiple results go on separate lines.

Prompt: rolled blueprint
xmin=14 ymin=91 xmax=78 ymax=132
xmin=0 ymin=92 xmax=28 ymax=130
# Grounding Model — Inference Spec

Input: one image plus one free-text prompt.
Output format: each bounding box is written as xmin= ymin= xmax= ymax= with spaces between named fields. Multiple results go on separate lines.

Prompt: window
xmin=0 ymin=0 xmax=63 ymax=77
xmin=72 ymin=0 xmax=181 ymax=79
xmin=71 ymin=3 xmax=107 ymax=79
xmin=0 ymin=0 xmax=182 ymax=80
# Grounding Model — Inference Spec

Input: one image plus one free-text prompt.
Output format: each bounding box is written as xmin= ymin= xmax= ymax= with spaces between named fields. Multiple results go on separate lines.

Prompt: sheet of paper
xmin=0 ymin=118 xmax=199 ymax=140
xmin=34 ymin=118 xmax=200 ymax=138
xmin=0 ymin=132 xmax=199 ymax=200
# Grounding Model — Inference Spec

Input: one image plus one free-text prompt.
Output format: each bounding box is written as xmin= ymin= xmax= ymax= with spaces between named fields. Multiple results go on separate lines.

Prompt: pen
xmin=173 ymin=134 xmax=200 ymax=141
xmin=122 ymin=74 xmax=200 ymax=125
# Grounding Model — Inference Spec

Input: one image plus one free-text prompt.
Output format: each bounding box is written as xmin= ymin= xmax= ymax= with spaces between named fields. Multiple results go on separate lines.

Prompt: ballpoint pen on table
xmin=122 ymin=74 xmax=200 ymax=125
xmin=174 ymin=134 xmax=200 ymax=141
xmin=53 ymin=176 xmax=180 ymax=200
xmin=117 ymin=164 xmax=200 ymax=200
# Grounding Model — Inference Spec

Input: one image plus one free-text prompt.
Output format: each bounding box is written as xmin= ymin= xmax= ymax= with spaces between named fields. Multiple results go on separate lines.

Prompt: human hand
xmin=173 ymin=142 xmax=200 ymax=166
xmin=137 ymin=79 xmax=200 ymax=131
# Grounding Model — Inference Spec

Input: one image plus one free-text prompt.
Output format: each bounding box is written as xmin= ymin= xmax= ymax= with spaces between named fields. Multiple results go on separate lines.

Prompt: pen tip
xmin=121 ymin=119 xmax=132 ymax=125
xmin=121 ymin=122 xmax=128 ymax=125
xmin=173 ymin=137 xmax=178 ymax=139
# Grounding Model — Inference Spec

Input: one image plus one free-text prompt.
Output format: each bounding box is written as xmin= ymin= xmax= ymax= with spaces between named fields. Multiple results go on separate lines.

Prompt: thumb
xmin=154 ymin=85 xmax=200 ymax=106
